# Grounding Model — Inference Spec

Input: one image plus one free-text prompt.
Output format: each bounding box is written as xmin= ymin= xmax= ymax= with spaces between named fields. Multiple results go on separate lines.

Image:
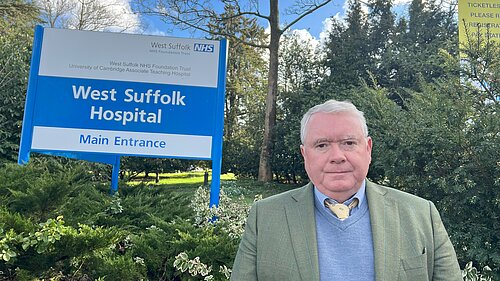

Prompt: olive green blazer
xmin=231 ymin=181 xmax=462 ymax=281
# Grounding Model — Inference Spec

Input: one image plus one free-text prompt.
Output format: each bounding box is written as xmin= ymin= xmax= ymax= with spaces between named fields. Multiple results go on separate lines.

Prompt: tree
xmin=324 ymin=0 xmax=370 ymax=88
xmin=273 ymin=30 xmax=326 ymax=183
xmin=208 ymin=6 xmax=268 ymax=177
xmin=279 ymin=30 xmax=325 ymax=93
xmin=0 ymin=1 xmax=39 ymax=162
xmin=460 ymin=18 xmax=500 ymax=103
xmin=322 ymin=0 xmax=458 ymax=101
xmin=387 ymin=0 xmax=458 ymax=91
xmin=134 ymin=0 xmax=333 ymax=181
xmin=366 ymin=0 xmax=395 ymax=88
xmin=35 ymin=0 xmax=141 ymax=31
xmin=371 ymin=79 xmax=499 ymax=277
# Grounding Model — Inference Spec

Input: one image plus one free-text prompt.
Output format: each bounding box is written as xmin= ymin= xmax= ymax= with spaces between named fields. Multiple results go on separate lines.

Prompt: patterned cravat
xmin=324 ymin=198 xmax=359 ymax=220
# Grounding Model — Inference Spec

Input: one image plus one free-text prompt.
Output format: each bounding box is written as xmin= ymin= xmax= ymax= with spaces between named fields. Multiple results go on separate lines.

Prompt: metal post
xmin=110 ymin=156 xmax=120 ymax=195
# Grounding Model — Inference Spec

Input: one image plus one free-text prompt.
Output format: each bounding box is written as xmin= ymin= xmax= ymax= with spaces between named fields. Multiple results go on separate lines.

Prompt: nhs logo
xmin=194 ymin=43 xmax=214 ymax=53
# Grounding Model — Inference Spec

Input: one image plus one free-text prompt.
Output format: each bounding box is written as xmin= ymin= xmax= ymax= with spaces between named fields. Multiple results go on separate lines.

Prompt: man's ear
xmin=366 ymin=137 xmax=373 ymax=163
xmin=300 ymin=144 xmax=305 ymax=157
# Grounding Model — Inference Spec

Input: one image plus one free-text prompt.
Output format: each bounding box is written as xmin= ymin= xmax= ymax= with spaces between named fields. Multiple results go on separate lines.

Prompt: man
xmin=231 ymin=100 xmax=462 ymax=281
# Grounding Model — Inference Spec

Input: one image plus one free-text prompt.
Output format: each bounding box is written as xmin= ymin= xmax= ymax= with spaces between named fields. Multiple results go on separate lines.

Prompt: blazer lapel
xmin=367 ymin=181 xmax=401 ymax=281
xmin=284 ymin=183 xmax=320 ymax=281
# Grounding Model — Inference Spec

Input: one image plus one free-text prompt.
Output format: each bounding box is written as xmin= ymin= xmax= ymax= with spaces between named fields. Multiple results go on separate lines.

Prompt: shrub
xmin=0 ymin=162 xmax=93 ymax=222
xmin=0 ymin=211 xmax=127 ymax=280
xmin=167 ymin=185 xmax=261 ymax=280
xmin=462 ymin=261 xmax=493 ymax=281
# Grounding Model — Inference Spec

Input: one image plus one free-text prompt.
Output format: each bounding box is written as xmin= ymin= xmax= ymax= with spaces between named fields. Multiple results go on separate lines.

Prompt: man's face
xmin=300 ymin=112 xmax=372 ymax=201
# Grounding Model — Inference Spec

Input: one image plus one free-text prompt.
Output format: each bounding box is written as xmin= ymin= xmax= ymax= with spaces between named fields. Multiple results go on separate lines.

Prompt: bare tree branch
xmin=34 ymin=0 xmax=141 ymax=32
xmin=282 ymin=0 xmax=332 ymax=33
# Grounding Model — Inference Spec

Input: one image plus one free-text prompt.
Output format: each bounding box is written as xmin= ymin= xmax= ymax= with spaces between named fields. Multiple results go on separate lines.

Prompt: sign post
xmin=111 ymin=156 xmax=121 ymax=194
xmin=19 ymin=26 xmax=227 ymax=205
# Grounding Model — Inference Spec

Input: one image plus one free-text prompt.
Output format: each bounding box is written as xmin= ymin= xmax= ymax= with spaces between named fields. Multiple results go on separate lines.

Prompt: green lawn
xmin=126 ymin=171 xmax=300 ymax=199
xmin=127 ymin=171 xmax=234 ymax=185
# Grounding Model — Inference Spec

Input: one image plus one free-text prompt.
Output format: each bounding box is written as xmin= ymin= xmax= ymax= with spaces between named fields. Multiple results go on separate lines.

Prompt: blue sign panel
xmin=19 ymin=26 xmax=227 ymax=206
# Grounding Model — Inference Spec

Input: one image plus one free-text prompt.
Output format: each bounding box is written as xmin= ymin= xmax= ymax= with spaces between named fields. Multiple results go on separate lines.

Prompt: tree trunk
xmin=258 ymin=0 xmax=280 ymax=182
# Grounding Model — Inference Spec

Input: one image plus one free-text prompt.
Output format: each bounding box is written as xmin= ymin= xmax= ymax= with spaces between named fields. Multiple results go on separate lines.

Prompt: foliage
xmin=277 ymin=2 xmax=498 ymax=275
xmin=350 ymin=79 xmax=499 ymax=277
xmin=1 ymin=159 xmax=498 ymax=279
xmin=166 ymin=185 xmax=259 ymax=280
xmin=462 ymin=261 xmax=493 ymax=281
xmin=173 ymin=251 xmax=232 ymax=281
xmin=459 ymin=21 xmax=500 ymax=102
xmin=174 ymin=252 xmax=214 ymax=280
xmin=210 ymin=6 xmax=268 ymax=178
xmin=279 ymin=30 xmax=326 ymax=93
xmin=0 ymin=211 xmax=124 ymax=280
xmin=0 ymin=1 xmax=39 ymax=163
xmin=114 ymin=181 xmax=266 ymax=281
xmin=324 ymin=0 xmax=370 ymax=88
xmin=190 ymin=185 xmax=260 ymax=239
xmin=323 ymin=0 xmax=457 ymax=103
xmin=272 ymin=31 xmax=327 ymax=183
xmin=0 ymin=161 xmax=274 ymax=279
xmin=126 ymin=224 xmax=176 ymax=280
xmin=0 ymin=161 xmax=95 ymax=221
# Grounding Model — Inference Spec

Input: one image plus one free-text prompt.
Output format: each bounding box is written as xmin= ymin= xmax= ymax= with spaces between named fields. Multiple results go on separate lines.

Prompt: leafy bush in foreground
xmin=0 ymin=162 xmax=497 ymax=280
xmin=0 ymin=212 xmax=126 ymax=280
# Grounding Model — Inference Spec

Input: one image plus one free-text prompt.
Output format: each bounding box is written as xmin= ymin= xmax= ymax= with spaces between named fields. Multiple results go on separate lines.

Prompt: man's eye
xmin=315 ymin=143 xmax=329 ymax=149
xmin=341 ymin=140 xmax=357 ymax=150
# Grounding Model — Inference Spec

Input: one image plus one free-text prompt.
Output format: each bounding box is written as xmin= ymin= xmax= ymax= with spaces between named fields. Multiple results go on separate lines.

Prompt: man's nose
xmin=328 ymin=143 xmax=346 ymax=163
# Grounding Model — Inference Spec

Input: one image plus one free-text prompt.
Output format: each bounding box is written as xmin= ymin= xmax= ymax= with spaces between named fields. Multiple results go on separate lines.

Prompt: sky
xmin=137 ymin=0 xmax=415 ymax=47
xmin=65 ymin=0 xmax=413 ymax=47
xmin=140 ymin=1 xmax=346 ymax=41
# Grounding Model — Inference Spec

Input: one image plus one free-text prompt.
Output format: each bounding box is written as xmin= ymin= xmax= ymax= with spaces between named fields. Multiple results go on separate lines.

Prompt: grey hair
xmin=300 ymin=99 xmax=368 ymax=144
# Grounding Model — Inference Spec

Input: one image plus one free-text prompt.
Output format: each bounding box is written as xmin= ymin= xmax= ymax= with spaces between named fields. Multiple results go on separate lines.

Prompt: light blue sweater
xmin=314 ymin=185 xmax=375 ymax=281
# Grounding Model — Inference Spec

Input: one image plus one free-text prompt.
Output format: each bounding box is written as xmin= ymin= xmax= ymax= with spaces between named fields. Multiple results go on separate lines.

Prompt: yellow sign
xmin=458 ymin=0 xmax=500 ymax=45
